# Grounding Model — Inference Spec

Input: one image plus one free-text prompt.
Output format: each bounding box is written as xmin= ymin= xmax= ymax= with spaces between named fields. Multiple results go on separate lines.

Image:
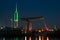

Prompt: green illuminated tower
xmin=14 ymin=4 xmax=18 ymax=28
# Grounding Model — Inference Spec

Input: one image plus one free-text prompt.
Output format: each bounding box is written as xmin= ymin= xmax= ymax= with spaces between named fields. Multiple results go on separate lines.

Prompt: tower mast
xmin=16 ymin=3 xmax=17 ymax=12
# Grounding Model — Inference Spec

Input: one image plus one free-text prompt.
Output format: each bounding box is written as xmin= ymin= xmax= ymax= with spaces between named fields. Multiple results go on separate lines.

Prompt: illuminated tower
xmin=14 ymin=4 xmax=18 ymax=28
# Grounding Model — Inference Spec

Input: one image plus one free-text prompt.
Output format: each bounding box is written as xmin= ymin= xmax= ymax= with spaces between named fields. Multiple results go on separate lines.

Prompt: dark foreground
xmin=0 ymin=29 xmax=60 ymax=40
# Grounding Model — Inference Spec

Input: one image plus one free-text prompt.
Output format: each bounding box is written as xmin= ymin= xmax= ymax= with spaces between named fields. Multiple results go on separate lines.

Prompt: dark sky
xmin=0 ymin=0 xmax=60 ymax=28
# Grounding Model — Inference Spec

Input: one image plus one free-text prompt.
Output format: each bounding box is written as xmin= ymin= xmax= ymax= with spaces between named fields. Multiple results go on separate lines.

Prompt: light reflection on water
xmin=39 ymin=36 xmax=41 ymax=40
xmin=3 ymin=37 xmax=5 ymax=40
xmin=42 ymin=36 xmax=44 ymax=40
xmin=25 ymin=36 xmax=27 ymax=40
xmin=0 ymin=36 xmax=59 ymax=40
xmin=35 ymin=37 xmax=37 ymax=40
xmin=29 ymin=37 xmax=32 ymax=40
xmin=14 ymin=37 xmax=19 ymax=40
xmin=46 ymin=36 xmax=49 ymax=40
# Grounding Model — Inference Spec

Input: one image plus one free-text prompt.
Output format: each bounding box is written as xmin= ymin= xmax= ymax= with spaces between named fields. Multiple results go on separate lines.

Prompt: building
xmin=14 ymin=4 xmax=18 ymax=28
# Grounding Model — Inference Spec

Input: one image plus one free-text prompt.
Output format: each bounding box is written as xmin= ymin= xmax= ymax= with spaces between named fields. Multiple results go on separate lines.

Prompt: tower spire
xmin=16 ymin=3 xmax=17 ymax=12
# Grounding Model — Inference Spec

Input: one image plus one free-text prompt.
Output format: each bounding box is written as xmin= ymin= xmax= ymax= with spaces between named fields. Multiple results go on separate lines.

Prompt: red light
xmin=45 ymin=27 xmax=49 ymax=32
xmin=46 ymin=37 xmax=49 ymax=40
xmin=29 ymin=27 xmax=32 ymax=31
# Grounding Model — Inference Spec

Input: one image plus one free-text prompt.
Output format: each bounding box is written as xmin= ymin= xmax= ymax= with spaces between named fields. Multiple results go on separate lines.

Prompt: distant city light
xmin=45 ymin=27 xmax=50 ymax=32
xmin=42 ymin=29 xmax=44 ymax=31
xmin=38 ymin=30 xmax=41 ymax=33
xmin=29 ymin=27 xmax=32 ymax=31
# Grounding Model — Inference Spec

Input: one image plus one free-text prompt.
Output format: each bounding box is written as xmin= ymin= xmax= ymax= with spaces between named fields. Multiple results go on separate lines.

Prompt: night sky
xmin=0 ymin=0 xmax=60 ymax=28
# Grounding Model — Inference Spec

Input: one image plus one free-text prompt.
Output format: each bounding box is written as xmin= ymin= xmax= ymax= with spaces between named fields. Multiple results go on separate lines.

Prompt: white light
xmin=1 ymin=27 xmax=3 ymax=29
xmin=3 ymin=37 xmax=5 ymax=40
xmin=35 ymin=37 xmax=37 ymax=40
xmin=39 ymin=36 xmax=41 ymax=40
xmin=25 ymin=36 xmax=27 ymax=40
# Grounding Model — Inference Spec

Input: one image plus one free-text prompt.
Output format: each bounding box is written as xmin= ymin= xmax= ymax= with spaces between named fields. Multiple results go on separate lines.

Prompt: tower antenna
xmin=16 ymin=3 xmax=17 ymax=12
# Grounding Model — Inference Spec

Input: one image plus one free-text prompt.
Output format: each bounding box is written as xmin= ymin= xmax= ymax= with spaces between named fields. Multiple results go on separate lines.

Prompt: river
xmin=0 ymin=35 xmax=60 ymax=40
